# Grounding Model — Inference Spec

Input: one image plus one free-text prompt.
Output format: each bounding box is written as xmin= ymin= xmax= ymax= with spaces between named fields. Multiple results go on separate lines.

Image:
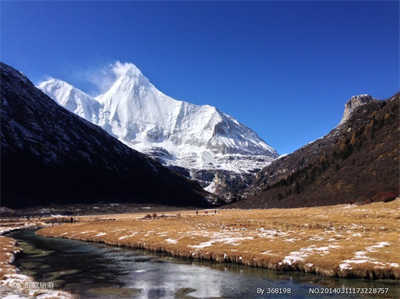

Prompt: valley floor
xmin=37 ymin=199 xmax=400 ymax=280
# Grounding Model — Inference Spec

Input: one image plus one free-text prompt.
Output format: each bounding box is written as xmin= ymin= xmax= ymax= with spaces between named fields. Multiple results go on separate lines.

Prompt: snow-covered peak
xmin=112 ymin=61 xmax=143 ymax=78
xmin=38 ymin=61 xmax=278 ymax=174
xmin=96 ymin=62 xmax=150 ymax=101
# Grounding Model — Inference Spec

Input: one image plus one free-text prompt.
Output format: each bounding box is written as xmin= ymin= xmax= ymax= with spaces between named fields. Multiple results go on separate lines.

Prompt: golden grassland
xmin=37 ymin=199 xmax=400 ymax=279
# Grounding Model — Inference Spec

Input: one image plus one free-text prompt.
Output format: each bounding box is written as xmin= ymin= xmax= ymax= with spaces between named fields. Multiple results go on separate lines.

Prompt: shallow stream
xmin=8 ymin=230 xmax=400 ymax=298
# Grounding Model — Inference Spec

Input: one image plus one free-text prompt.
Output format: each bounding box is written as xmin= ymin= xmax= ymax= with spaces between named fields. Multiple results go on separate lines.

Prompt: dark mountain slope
xmin=0 ymin=62 xmax=218 ymax=208
xmin=228 ymin=93 xmax=399 ymax=209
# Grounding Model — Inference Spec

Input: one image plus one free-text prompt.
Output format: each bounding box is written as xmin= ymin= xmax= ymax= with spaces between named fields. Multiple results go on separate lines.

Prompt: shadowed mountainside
xmin=229 ymin=93 xmax=399 ymax=209
xmin=0 ymin=62 xmax=219 ymax=208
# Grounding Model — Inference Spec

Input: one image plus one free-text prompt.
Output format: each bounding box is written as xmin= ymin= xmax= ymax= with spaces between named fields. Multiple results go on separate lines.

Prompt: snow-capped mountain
xmin=38 ymin=62 xmax=278 ymax=193
xmin=1 ymin=62 xmax=217 ymax=208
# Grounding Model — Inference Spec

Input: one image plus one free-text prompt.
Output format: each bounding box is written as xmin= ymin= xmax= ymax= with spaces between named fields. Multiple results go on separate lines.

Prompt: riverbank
xmin=38 ymin=199 xmax=400 ymax=280
xmin=1 ymin=222 xmax=46 ymax=281
xmin=0 ymin=221 xmax=74 ymax=298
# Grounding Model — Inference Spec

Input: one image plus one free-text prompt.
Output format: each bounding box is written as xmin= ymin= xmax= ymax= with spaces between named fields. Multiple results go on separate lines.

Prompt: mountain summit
xmin=339 ymin=94 xmax=374 ymax=125
xmin=1 ymin=62 xmax=217 ymax=208
xmin=38 ymin=62 xmax=278 ymax=194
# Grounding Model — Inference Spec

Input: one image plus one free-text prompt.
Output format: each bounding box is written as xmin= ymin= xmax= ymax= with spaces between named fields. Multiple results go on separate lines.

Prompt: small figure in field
xmin=70 ymin=217 xmax=73 ymax=224
xmin=196 ymin=210 xmax=198 ymax=216
xmin=214 ymin=210 xmax=217 ymax=214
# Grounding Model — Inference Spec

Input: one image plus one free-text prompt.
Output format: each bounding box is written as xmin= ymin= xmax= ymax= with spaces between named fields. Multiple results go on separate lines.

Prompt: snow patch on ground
xmin=256 ymin=228 xmax=287 ymax=239
xmin=366 ymin=242 xmax=390 ymax=252
xmin=339 ymin=263 xmax=353 ymax=271
xmin=189 ymin=237 xmax=253 ymax=249
xmin=165 ymin=238 xmax=178 ymax=244
xmin=118 ymin=233 xmax=137 ymax=240
xmin=284 ymin=238 xmax=297 ymax=242
xmin=79 ymin=231 xmax=96 ymax=235
xmin=309 ymin=236 xmax=325 ymax=241
xmin=261 ymin=250 xmax=278 ymax=256
xmin=338 ymin=242 xmax=395 ymax=271
xmin=279 ymin=244 xmax=341 ymax=266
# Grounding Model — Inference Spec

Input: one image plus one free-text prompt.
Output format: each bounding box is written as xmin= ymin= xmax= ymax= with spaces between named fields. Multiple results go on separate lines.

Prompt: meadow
xmin=37 ymin=199 xmax=400 ymax=279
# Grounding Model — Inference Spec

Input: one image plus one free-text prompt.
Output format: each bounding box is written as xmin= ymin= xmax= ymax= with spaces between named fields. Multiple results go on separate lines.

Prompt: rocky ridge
xmin=229 ymin=93 xmax=399 ymax=208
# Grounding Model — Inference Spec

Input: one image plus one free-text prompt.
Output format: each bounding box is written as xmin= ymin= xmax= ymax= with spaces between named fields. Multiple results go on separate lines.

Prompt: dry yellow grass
xmin=37 ymin=199 xmax=400 ymax=279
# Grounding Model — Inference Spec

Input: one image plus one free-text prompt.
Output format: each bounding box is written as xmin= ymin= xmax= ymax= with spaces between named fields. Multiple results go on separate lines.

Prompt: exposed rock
xmin=339 ymin=94 xmax=374 ymax=125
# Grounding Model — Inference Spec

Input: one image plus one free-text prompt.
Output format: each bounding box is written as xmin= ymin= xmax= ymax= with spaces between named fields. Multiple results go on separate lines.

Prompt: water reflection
xmin=8 ymin=230 xmax=400 ymax=299
xmin=126 ymin=263 xmax=225 ymax=298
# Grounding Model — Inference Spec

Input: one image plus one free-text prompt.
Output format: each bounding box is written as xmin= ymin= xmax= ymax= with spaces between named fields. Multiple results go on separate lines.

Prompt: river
xmin=7 ymin=230 xmax=400 ymax=299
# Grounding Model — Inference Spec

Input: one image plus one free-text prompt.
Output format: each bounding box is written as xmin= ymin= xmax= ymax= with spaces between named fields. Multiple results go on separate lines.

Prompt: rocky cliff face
xmin=229 ymin=93 xmax=399 ymax=209
xmin=339 ymin=94 xmax=374 ymax=125
xmin=1 ymin=62 xmax=219 ymax=208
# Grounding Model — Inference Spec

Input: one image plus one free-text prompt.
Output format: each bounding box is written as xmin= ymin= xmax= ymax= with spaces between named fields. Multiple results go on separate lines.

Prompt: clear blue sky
xmin=1 ymin=1 xmax=398 ymax=154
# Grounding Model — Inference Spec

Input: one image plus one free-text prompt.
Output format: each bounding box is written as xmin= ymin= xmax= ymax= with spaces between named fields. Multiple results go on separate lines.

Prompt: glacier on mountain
xmin=38 ymin=62 xmax=278 ymax=189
